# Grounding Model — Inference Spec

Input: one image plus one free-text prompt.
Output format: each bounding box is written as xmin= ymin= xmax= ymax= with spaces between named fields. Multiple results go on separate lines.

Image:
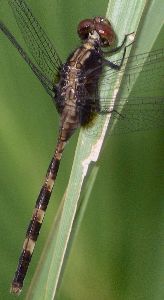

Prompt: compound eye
xmin=94 ymin=16 xmax=116 ymax=47
xmin=77 ymin=17 xmax=116 ymax=47
xmin=77 ymin=19 xmax=94 ymax=40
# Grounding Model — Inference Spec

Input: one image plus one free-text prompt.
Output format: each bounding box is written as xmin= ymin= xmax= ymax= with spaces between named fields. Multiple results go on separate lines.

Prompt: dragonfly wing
xmin=83 ymin=96 xmax=164 ymax=137
xmin=99 ymin=48 xmax=164 ymax=99
xmin=8 ymin=0 xmax=62 ymax=85
xmin=81 ymin=48 xmax=164 ymax=136
xmin=101 ymin=48 xmax=164 ymax=134
xmin=0 ymin=21 xmax=55 ymax=99
xmin=107 ymin=97 xmax=164 ymax=135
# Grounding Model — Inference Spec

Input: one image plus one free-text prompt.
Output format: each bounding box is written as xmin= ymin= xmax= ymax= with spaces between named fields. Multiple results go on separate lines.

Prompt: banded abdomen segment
xmin=11 ymin=148 xmax=62 ymax=294
xmin=11 ymin=113 xmax=78 ymax=295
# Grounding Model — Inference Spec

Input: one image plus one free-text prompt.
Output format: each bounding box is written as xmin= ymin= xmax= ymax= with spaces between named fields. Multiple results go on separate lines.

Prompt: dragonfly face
xmin=77 ymin=16 xmax=116 ymax=47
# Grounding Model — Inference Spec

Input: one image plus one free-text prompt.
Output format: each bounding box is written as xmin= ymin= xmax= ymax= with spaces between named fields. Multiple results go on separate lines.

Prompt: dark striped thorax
xmin=55 ymin=32 xmax=103 ymax=133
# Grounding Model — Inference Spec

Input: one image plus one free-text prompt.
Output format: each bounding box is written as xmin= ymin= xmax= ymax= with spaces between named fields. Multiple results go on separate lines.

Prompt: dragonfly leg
xmin=102 ymin=32 xmax=135 ymax=70
xmin=102 ymin=39 xmax=134 ymax=70
xmin=105 ymin=32 xmax=135 ymax=54
xmin=100 ymin=109 xmax=125 ymax=119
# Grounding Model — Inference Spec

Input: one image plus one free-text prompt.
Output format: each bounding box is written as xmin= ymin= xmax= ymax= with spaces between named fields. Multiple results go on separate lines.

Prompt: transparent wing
xmin=0 ymin=21 xmax=55 ymax=98
xmin=100 ymin=48 xmax=164 ymax=97
xmin=8 ymin=0 xmax=62 ymax=85
xmin=83 ymin=96 xmax=164 ymax=137
xmin=83 ymin=48 xmax=164 ymax=136
xmin=106 ymin=97 xmax=163 ymax=135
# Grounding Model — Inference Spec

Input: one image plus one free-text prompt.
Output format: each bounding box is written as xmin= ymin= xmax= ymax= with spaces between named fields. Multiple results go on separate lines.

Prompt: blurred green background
xmin=0 ymin=0 xmax=163 ymax=299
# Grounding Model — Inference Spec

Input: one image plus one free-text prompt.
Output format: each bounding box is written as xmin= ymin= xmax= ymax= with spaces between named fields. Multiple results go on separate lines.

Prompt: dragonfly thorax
xmin=55 ymin=40 xmax=103 ymax=131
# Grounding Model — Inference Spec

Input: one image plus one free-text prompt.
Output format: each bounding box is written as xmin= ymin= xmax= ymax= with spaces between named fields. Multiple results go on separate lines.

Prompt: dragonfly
xmin=0 ymin=0 xmax=163 ymax=295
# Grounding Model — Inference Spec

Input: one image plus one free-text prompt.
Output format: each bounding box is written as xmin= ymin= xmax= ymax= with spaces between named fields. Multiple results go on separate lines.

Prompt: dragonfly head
xmin=77 ymin=16 xmax=116 ymax=47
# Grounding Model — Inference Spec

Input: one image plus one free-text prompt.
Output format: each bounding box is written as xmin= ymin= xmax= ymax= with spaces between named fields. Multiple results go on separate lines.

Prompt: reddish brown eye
xmin=77 ymin=16 xmax=116 ymax=47
xmin=77 ymin=19 xmax=94 ymax=40
xmin=93 ymin=17 xmax=116 ymax=46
